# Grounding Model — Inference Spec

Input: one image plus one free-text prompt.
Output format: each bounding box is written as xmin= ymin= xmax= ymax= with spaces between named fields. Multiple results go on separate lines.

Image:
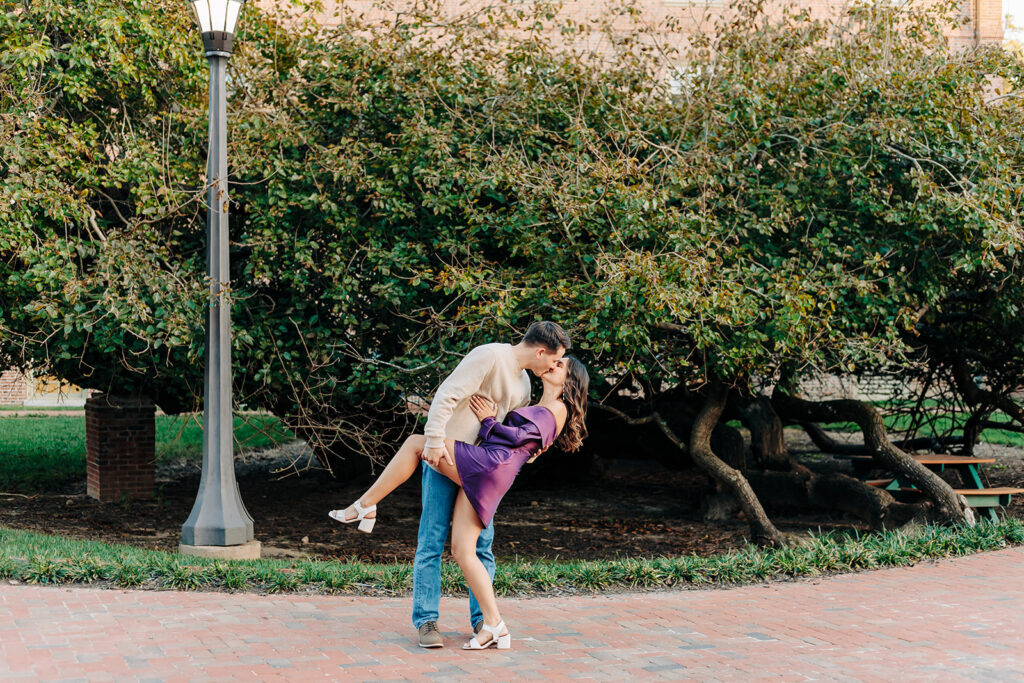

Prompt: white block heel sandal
xmin=463 ymin=621 xmax=510 ymax=650
xmin=328 ymin=500 xmax=376 ymax=533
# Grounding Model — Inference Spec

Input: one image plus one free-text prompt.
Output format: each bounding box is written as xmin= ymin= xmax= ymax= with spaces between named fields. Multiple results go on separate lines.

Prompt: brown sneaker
xmin=473 ymin=621 xmax=483 ymax=635
xmin=418 ymin=621 xmax=443 ymax=648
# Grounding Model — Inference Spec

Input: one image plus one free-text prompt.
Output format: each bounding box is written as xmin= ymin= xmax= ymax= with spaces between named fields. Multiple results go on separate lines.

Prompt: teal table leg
xmin=960 ymin=464 xmax=999 ymax=522
xmin=964 ymin=465 xmax=985 ymax=490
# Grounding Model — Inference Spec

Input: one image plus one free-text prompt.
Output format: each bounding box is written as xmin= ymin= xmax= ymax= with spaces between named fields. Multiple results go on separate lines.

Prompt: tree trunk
xmin=740 ymin=399 xmax=927 ymax=530
xmin=799 ymin=422 xmax=962 ymax=456
xmin=954 ymin=353 xmax=1024 ymax=425
xmin=691 ymin=383 xmax=787 ymax=547
xmin=799 ymin=421 xmax=869 ymax=456
xmin=772 ymin=391 xmax=974 ymax=525
xmin=737 ymin=396 xmax=790 ymax=470
xmin=745 ymin=469 xmax=926 ymax=530
xmin=961 ymin=408 xmax=988 ymax=458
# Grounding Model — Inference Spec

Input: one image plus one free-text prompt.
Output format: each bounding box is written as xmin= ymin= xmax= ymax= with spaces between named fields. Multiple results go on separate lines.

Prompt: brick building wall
xmin=256 ymin=0 xmax=1003 ymax=49
xmin=0 ymin=368 xmax=27 ymax=405
xmin=0 ymin=370 xmax=91 ymax=407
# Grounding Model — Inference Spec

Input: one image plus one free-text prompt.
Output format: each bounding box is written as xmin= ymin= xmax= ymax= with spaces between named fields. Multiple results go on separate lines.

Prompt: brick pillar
xmin=86 ymin=394 xmax=156 ymax=501
xmin=0 ymin=368 xmax=27 ymax=405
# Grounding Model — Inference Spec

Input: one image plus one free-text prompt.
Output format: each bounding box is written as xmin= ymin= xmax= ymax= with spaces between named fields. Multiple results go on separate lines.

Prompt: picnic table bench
xmin=856 ymin=454 xmax=1023 ymax=521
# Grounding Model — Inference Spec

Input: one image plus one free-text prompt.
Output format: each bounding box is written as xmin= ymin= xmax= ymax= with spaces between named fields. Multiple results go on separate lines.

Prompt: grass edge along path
xmin=1 ymin=519 xmax=1022 ymax=596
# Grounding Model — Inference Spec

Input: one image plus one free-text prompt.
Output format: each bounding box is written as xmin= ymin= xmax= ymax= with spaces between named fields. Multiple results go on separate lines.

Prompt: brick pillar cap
xmin=87 ymin=394 xmax=155 ymax=409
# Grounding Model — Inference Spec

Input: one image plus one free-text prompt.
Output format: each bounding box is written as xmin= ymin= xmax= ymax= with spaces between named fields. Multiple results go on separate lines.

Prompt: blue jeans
xmin=412 ymin=461 xmax=495 ymax=629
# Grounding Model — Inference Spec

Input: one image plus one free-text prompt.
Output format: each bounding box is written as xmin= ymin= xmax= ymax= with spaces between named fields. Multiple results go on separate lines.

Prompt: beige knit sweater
xmin=423 ymin=343 xmax=532 ymax=451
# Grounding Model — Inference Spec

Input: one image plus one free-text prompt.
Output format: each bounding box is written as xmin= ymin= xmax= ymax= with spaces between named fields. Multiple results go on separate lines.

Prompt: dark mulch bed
xmin=3 ymin=432 xmax=1020 ymax=562
xmin=1 ymin=445 xmax=750 ymax=562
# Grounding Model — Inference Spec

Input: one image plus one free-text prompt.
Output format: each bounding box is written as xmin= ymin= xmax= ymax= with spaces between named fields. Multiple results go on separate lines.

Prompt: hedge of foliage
xmin=2 ymin=0 xmax=1023 ymax=470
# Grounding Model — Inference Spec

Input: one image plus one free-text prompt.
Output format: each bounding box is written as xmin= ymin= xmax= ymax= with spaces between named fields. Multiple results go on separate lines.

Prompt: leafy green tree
xmin=4 ymin=0 xmax=1024 ymax=544
xmin=406 ymin=0 xmax=1024 ymax=540
xmin=0 ymin=0 xmax=210 ymax=409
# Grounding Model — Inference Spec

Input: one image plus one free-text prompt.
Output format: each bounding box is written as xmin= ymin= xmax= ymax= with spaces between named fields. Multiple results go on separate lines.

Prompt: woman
xmin=329 ymin=355 xmax=589 ymax=650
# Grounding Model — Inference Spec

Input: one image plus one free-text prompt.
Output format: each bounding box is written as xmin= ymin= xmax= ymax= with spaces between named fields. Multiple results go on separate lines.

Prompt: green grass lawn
xmin=0 ymin=405 xmax=85 ymax=411
xmin=1 ymin=519 xmax=1021 ymax=595
xmin=0 ymin=414 xmax=295 ymax=493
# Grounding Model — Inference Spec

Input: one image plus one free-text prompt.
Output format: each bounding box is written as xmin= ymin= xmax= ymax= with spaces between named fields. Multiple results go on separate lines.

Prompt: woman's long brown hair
xmin=555 ymin=356 xmax=589 ymax=453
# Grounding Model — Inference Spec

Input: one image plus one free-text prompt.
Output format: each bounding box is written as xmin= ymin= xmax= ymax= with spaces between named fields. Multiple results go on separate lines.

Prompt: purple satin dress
xmin=454 ymin=405 xmax=558 ymax=527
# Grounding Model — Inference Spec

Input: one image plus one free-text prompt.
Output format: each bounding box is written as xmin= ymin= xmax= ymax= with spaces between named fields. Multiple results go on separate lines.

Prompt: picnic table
xmin=854 ymin=454 xmax=1024 ymax=522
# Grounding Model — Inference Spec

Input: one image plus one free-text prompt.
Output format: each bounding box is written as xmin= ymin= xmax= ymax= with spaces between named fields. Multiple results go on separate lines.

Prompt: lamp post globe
xmin=180 ymin=0 xmax=257 ymax=555
xmin=189 ymin=0 xmax=246 ymax=55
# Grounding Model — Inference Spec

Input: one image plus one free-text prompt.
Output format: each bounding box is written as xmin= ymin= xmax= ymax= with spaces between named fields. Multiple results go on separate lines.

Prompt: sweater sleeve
xmin=478 ymin=417 xmax=539 ymax=446
xmin=423 ymin=346 xmax=498 ymax=450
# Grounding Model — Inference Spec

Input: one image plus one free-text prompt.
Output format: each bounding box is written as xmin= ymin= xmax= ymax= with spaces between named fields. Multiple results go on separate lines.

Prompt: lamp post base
xmin=179 ymin=540 xmax=261 ymax=561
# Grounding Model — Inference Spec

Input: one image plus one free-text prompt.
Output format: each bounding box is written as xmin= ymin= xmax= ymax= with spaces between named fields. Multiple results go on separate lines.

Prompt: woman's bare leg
xmin=432 ymin=438 xmax=462 ymax=486
xmin=340 ymin=436 xmax=461 ymax=521
xmin=339 ymin=434 xmax=425 ymax=521
xmin=451 ymin=490 xmax=503 ymax=641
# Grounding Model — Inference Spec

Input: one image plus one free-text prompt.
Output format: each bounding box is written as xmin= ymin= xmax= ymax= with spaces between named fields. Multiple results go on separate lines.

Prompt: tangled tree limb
xmin=744 ymin=469 xmax=925 ymax=530
xmin=735 ymin=396 xmax=790 ymax=470
xmin=951 ymin=353 xmax=1024 ymax=456
xmin=772 ymin=391 xmax=975 ymax=525
xmin=953 ymin=355 xmax=1024 ymax=425
xmin=599 ymin=391 xmax=927 ymax=532
xmin=693 ymin=383 xmax=787 ymax=547
xmin=798 ymin=422 xmax=869 ymax=456
xmin=597 ymin=388 xmax=785 ymax=545
xmin=798 ymin=422 xmax=963 ymax=456
xmin=591 ymin=403 xmax=689 ymax=455
xmin=735 ymin=396 xmax=926 ymax=531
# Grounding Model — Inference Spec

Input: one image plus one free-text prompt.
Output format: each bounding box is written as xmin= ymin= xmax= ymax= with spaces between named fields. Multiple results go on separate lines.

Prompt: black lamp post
xmin=180 ymin=0 xmax=257 ymax=556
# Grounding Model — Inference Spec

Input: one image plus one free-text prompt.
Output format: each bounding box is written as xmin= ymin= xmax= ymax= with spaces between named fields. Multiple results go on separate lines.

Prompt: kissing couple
xmin=329 ymin=321 xmax=589 ymax=650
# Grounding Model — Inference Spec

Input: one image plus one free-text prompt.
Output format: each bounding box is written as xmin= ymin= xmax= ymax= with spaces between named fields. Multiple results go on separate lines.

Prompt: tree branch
xmin=593 ymin=402 xmax=688 ymax=453
xmin=953 ymin=353 xmax=1024 ymax=426
xmin=690 ymin=382 xmax=786 ymax=546
xmin=773 ymin=391 xmax=974 ymax=525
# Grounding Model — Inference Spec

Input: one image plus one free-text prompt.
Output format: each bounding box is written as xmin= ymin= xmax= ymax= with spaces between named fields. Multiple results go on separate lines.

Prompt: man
xmin=413 ymin=321 xmax=570 ymax=648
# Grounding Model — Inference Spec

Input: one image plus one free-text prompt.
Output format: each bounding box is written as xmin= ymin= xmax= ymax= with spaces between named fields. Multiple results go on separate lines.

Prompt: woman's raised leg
xmin=451 ymin=490 xmax=507 ymax=647
xmin=333 ymin=434 xmax=426 ymax=524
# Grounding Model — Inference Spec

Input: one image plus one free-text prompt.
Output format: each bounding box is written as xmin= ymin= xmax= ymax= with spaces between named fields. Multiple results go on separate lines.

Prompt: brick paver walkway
xmin=2 ymin=547 xmax=1023 ymax=681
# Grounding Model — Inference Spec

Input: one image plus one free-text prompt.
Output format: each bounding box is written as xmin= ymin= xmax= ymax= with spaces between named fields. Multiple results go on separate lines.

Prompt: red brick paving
xmin=2 ymin=548 xmax=1024 ymax=681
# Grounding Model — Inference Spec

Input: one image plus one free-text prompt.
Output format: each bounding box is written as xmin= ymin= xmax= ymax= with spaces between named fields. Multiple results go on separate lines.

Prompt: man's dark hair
xmin=522 ymin=321 xmax=571 ymax=352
